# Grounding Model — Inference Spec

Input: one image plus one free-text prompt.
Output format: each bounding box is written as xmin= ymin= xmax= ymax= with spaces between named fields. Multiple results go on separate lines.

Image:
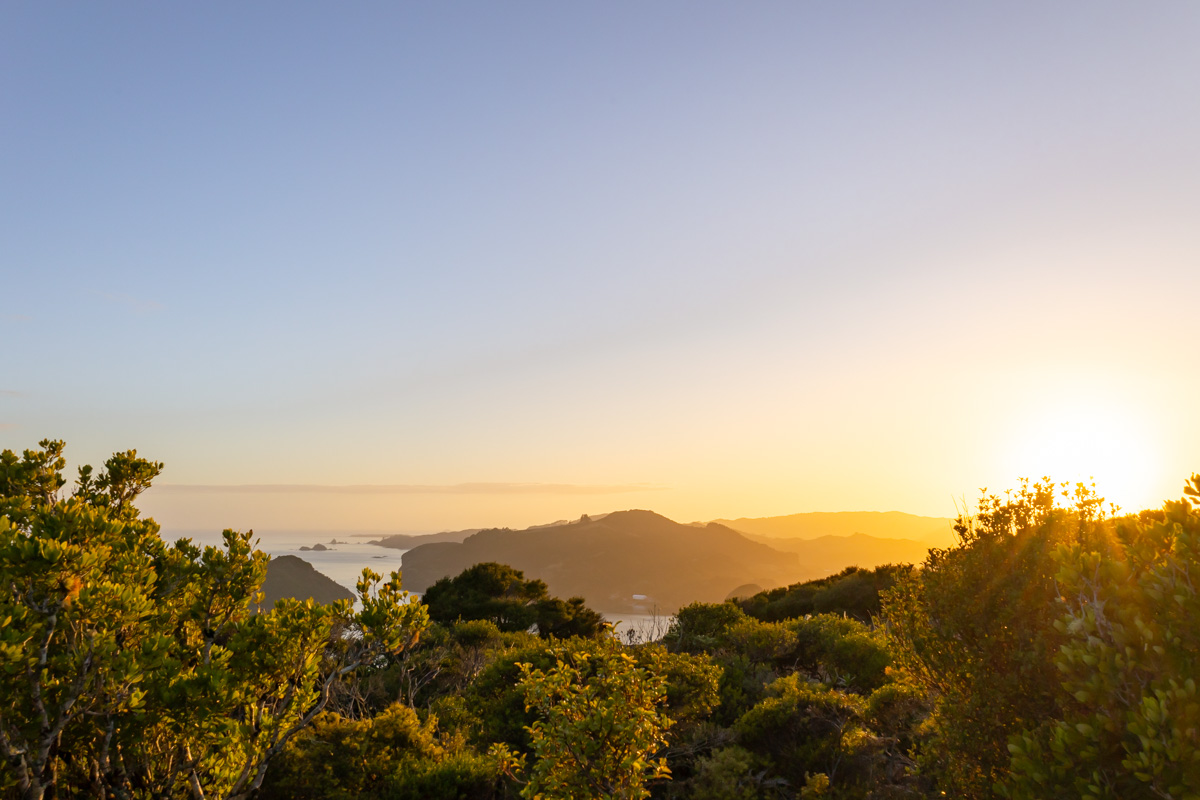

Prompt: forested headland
xmin=3 ymin=440 xmax=1198 ymax=799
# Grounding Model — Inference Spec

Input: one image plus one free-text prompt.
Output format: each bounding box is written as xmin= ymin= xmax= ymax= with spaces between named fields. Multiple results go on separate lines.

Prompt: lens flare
xmin=1002 ymin=402 xmax=1164 ymax=513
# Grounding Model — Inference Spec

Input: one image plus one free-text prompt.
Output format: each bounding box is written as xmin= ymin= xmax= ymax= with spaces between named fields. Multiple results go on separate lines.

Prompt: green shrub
xmin=258 ymin=705 xmax=502 ymax=800
xmin=734 ymin=674 xmax=867 ymax=787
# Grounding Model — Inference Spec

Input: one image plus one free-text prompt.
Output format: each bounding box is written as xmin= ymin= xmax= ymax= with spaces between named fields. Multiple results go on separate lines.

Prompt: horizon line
xmin=152 ymin=482 xmax=669 ymax=496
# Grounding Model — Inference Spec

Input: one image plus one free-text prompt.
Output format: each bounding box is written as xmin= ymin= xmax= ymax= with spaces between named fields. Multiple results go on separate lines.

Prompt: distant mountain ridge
xmin=742 ymin=532 xmax=934 ymax=575
xmin=711 ymin=510 xmax=955 ymax=546
xmin=371 ymin=514 xmax=615 ymax=550
xmin=396 ymin=510 xmax=803 ymax=615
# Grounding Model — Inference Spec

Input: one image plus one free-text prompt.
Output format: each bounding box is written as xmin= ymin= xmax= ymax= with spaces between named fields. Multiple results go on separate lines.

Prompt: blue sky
xmin=3 ymin=3 xmax=1199 ymax=531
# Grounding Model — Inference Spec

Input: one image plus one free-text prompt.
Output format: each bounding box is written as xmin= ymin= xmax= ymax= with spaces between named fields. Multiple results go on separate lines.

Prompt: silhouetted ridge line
xmin=395 ymin=510 xmax=801 ymax=615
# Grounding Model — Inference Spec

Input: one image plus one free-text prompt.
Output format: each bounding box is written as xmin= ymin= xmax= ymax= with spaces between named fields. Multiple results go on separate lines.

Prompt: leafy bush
xmin=883 ymin=479 xmax=1115 ymax=798
xmin=257 ymin=705 xmax=501 ymax=800
xmin=789 ymin=614 xmax=892 ymax=693
xmin=0 ymin=441 xmax=428 ymax=800
xmin=734 ymin=674 xmax=868 ymax=787
xmin=1002 ymin=478 xmax=1200 ymax=800
xmin=422 ymin=562 xmax=605 ymax=638
xmin=506 ymin=635 xmax=712 ymax=800
xmin=689 ymin=746 xmax=781 ymax=800
xmin=739 ymin=565 xmax=913 ymax=623
xmin=663 ymin=601 xmax=749 ymax=652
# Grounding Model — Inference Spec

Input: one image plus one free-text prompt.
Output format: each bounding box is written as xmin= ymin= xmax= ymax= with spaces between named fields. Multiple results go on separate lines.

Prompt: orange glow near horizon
xmin=1000 ymin=399 xmax=1165 ymax=514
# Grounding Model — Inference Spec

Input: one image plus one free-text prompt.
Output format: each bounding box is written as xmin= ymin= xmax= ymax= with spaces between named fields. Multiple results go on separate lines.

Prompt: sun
xmin=1001 ymin=399 xmax=1165 ymax=514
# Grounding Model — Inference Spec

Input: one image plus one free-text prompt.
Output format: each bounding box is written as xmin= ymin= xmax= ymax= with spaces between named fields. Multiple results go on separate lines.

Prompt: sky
xmin=3 ymin=3 xmax=1199 ymax=533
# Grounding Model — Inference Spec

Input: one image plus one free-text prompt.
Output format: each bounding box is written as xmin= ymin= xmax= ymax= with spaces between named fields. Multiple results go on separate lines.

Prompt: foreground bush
xmin=511 ymin=635 xmax=712 ymax=800
xmin=1003 ymin=479 xmax=1200 ymax=800
xmin=0 ymin=440 xmax=428 ymax=800
xmin=258 ymin=705 xmax=501 ymax=800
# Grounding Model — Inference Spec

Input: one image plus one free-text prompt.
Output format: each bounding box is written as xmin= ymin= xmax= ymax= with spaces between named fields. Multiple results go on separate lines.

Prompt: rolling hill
xmin=395 ymin=510 xmax=804 ymax=615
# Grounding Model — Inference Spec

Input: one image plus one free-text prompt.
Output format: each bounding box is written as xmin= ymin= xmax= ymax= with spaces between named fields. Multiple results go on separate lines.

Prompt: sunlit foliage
xmin=1003 ymin=477 xmax=1200 ymax=800
xmin=257 ymin=704 xmax=501 ymax=800
xmin=506 ymin=634 xmax=717 ymax=800
xmin=7 ymin=435 xmax=1196 ymax=800
xmin=0 ymin=441 xmax=428 ymax=800
xmin=882 ymin=479 xmax=1112 ymax=798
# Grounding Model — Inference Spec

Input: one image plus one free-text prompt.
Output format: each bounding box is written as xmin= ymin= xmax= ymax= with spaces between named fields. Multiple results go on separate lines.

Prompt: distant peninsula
xmin=370 ymin=528 xmax=480 ymax=549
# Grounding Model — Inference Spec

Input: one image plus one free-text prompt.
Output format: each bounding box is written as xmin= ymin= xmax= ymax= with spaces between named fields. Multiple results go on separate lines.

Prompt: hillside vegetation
xmin=737 ymin=563 xmax=913 ymax=622
xmin=4 ymin=439 xmax=1198 ymax=800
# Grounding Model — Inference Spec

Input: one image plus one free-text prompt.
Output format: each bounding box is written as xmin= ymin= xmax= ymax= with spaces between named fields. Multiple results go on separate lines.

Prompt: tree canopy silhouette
xmin=422 ymin=562 xmax=606 ymax=639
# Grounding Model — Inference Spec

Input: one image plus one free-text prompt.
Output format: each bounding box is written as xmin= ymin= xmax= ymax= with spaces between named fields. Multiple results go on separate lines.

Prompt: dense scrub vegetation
xmin=3 ymin=440 xmax=1198 ymax=798
xmin=736 ymin=564 xmax=913 ymax=622
xmin=422 ymin=561 xmax=606 ymax=639
xmin=0 ymin=442 xmax=428 ymax=800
